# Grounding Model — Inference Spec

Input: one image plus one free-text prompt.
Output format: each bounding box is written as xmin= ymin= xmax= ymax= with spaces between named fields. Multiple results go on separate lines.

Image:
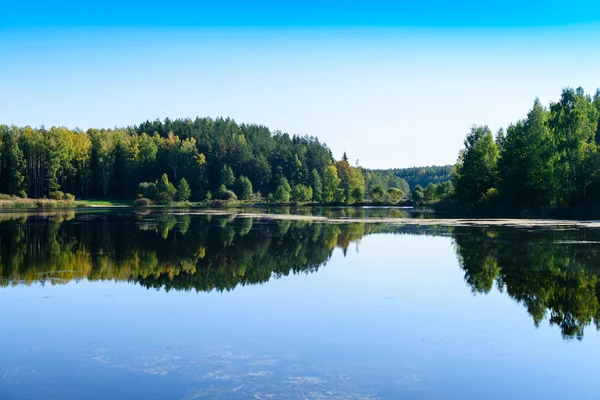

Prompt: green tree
xmin=412 ymin=184 xmax=424 ymax=204
xmin=322 ymin=165 xmax=341 ymax=203
xmin=291 ymin=184 xmax=313 ymax=202
xmin=220 ymin=164 xmax=235 ymax=188
xmin=498 ymin=99 xmax=555 ymax=209
xmin=176 ymin=178 xmax=191 ymax=202
xmin=453 ymin=125 xmax=499 ymax=206
xmin=155 ymin=173 xmax=176 ymax=204
xmin=235 ymin=176 xmax=253 ymax=200
xmin=386 ymin=187 xmax=404 ymax=203
xmin=334 ymin=160 xmax=352 ymax=202
xmin=423 ymin=183 xmax=438 ymax=202
xmin=549 ymin=87 xmax=599 ymax=205
xmin=272 ymin=178 xmax=291 ymax=203
xmin=369 ymin=185 xmax=385 ymax=202
xmin=0 ymin=127 xmax=26 ymax=197
xmin=310 ymin=169 xmax=322 ymax=202
xmin=348 ymin=167 xmax=365 ymax=203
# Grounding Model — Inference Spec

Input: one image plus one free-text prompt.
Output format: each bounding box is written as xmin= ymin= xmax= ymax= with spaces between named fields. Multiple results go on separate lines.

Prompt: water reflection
xmin=1 ymin=210 xmax=600 ymax=340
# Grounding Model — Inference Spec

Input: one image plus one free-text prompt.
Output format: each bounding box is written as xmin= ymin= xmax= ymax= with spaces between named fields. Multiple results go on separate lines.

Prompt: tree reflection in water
xmin=1 ymin=210 xmax=600 ymax=340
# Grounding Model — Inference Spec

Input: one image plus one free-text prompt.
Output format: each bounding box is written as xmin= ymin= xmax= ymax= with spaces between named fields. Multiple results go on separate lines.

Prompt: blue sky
xmin=1 ymin=1 xmax=600 ymax=168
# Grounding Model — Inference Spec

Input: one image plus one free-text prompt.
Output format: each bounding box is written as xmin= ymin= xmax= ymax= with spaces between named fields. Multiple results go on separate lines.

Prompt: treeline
xmin=0 ymin=119 xmax=379 ymax=204
xmin=370 ymin=165 xmax=453 ymax=190
xmin=453 ymin=87 xmax=600 ymax=212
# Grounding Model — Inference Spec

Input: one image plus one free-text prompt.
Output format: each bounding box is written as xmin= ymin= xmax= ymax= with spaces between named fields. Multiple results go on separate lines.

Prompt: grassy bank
xmin=75 ymin=199 xmax=132 ymax=207
xmin=0 ymin=196 xmax=132 ymax=209
xmin=0 ymin=198 xmax=82 ymax=209
xmin=0 ymin=196 xmax=412 ymax=210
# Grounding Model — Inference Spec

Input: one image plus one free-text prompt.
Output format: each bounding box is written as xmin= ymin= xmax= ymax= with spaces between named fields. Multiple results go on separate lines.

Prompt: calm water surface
xmin=0 ymin=210 xmax=599 ymax=399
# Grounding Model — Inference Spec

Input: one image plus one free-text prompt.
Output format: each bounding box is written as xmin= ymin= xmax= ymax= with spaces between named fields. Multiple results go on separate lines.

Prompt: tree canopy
xmin=453 ymin=87 xmax=600 ymax=212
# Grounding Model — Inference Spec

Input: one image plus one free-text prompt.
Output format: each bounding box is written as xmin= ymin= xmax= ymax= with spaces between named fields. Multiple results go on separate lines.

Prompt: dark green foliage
xmin=363 ymin=169 xmax=410 ymax=196
xmin=0 ymin=117 xmax=336 ymax=202
xmin=272 ymin=177 xmax=291 ymax=203
xmin=498 ymin=100 xmax=554 ymax=209
xmin=155 ymin=174 xmax=176 ymax=204
xmin=369 ymin=185 xmax=385 ymax=201
xmin=234 ymin=176 xmax=253 ymax=200
xmin=0 ymin=126 xmax=26 ymax=197
xmin=453 ymin=87 xmax=600 ymax=211
xmin=453 ymin=126 xmax=499 ymax=206
xmin=412 ymin=185 xmax=424 ymax=204
xmin=220 ymin=164 xmax=235 ymax=187
xmin=369 ymin=165 xmax=453 ymax=191
xmin=176 ymin=178 xmax=191 ymax=202
xmin=310 ymin=169 xmax=322 ymax=202
xmin=138 ymin=182 xmax=157 ymax=199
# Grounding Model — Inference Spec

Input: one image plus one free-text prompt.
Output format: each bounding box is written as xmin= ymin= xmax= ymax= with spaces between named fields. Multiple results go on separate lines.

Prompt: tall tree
xmin=310 ymin=169 xmax=322 ymax=202
xmin=322 ymin=165 xmax=341 ymax=203
xmin=0 ymin=127 xmax=26 ymax=197
xmin=550 ymin=87 xmax=599 ymax=204
xmin=498 ymin=99 xmax=555 ymax=209
xmin=453 ymin=125 xmax=499 ymax=206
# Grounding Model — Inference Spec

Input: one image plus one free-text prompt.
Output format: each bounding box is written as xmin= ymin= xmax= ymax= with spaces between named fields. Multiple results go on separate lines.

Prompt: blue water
xmin=0 ymin=211 xmax=598 ymax=399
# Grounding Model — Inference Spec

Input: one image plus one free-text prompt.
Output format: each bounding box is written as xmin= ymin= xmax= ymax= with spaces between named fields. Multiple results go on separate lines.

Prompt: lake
xmin=1 ymin=209 xmax=599 ymax=399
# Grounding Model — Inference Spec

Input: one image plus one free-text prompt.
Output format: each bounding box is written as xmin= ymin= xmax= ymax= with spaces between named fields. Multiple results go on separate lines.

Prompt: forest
xmin=0 ymin=118 xmax=412 ymax=205
xmin=3 ymin=85 xmax=598 ymax=212
xmin=452 ymin=87 xmax=600 ymax=213
xmin=370 ymin=165 xmax=453 ymax=190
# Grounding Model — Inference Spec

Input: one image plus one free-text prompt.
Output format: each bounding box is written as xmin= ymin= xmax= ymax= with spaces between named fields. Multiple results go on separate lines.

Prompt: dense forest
xmin=2 ymin=211 xmax=599 ymax=340
xmin=370 ymin=165 xmax=453 ymax=190
xmin=452 ymin=87 xmax=600 ymax=213
xmin=0 ymin=118 xmax=410 ymax=205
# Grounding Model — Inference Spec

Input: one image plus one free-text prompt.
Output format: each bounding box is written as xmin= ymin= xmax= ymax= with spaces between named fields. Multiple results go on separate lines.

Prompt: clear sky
xmin=1 ymin=1 xmax=600 ymax=168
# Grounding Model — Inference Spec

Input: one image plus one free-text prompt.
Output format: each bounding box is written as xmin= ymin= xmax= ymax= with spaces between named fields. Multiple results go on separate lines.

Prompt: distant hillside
xmin=371 ymin=165 xmax=454 ymax=191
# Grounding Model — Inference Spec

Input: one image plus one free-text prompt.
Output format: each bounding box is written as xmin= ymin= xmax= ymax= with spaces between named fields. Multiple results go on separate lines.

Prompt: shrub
xmin=49 ymin=191 xmax=64 ymax=200
xmin=252 ymin=191 xmax=263 ymax=202
xmin=216 ymin=185 xmax=237 ymax=201
xmin=134 ymin=198 xmax=153 ymax=207
xmin=482 ymin=187 xmax=500 ymax=204
xmin=291 ymin=184 xmax=313 ymax=202
xmin=63 ymin=193 xmax=76 ymax=201
xmin=386 ymin=187 xmax=404 ymax=203
xmin=272 ymin=184 xmax=291 ymax=203
xmin=412 ymin=185 xmax=424 ymax=205
xmin=205 ymin=190 xmax=212 ymax=200
xmin=138 ymin=182 xmax=157 ymax=199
